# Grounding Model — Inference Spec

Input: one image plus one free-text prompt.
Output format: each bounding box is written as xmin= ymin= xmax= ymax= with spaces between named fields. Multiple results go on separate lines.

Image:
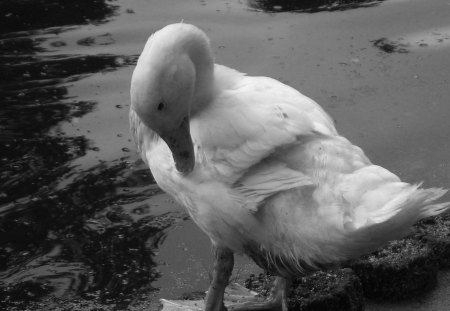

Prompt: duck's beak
xmin=160 ymin=117 xmax=195 ymax=174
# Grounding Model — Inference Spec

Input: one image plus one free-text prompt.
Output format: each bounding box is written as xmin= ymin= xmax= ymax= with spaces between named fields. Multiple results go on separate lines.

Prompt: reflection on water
xmin=0 ymin=0 xmax=117 ymax=33
xmin=0 ymin=155 xmax=185 ymax=309
xmin=0 ymin=1 xmax=181 ymax=309
xmin=248 ymin=0 xmax=385 ymax=12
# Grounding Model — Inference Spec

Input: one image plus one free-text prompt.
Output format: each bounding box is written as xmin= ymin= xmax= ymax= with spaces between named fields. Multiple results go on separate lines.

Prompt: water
xmin=1 ymin=0 xmax=450 ymax=310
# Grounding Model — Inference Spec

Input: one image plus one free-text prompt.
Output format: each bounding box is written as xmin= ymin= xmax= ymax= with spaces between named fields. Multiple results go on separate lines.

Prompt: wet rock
xmin=414 ymin=214 xmax=450 ymax=269
xmin=244 ymin=272 xmax=273 ymax=296
xmin=244 ymin=269 xmax=364 ymax=311
xmin=289 ymin=269 xmax=364 ymax=311
xmin=349 ymin=238 xmax=437 ymax=301
xmin=425 ymin=235 xmax=450 ymax=269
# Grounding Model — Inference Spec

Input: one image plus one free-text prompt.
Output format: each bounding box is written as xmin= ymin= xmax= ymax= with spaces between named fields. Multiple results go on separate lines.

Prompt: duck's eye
xmin=157 ymin=102 xmax=165 ymax=111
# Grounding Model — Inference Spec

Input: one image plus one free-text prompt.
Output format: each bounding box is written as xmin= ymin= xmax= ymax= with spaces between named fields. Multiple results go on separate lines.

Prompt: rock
xmin=244 ymin=269 xmax=364 ymax=311
xmin=349 ymin=238 xmax=437 ymax=301
xmin=414 ymin=215 xmax=450 ymax=269
xmin=289 ymin=268 xmax=364 ymax=311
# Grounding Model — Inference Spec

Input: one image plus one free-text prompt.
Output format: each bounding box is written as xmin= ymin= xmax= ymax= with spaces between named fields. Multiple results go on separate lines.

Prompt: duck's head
xmin=130 ymin=24 xmax=214 ymax=174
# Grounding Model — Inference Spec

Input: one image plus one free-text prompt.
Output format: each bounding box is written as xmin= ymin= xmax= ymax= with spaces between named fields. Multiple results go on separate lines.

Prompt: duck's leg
xmin=205 ymin=247 xmax=234 ymax=311
xmin=228 ymin=276 xmax=291 ymax=311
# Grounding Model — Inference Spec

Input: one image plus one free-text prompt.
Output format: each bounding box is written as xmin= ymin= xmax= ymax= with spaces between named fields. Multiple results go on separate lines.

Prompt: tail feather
xmin=342 ymin=185 xmax=450 ymax=258
xmin=247 ymin=180 xmax=449 ymax=274
xmin=420 ymin=187 xmax=449 ymax=215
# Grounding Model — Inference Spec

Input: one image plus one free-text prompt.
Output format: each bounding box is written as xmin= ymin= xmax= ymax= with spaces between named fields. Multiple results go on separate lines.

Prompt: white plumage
xmin=130 ymin=23 xmax=449 ymax=310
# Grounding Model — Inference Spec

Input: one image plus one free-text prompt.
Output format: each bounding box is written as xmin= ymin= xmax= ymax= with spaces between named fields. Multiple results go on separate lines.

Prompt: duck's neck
xmin=174 ymin=27 xmax=215 ymax=116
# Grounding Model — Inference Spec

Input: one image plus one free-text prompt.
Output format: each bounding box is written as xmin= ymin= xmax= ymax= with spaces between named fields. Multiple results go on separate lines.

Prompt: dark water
xmin=247 ymin=0 xmax=386 ymax=12
xmin=0 ymin=1 xmax=174 ymax=309
xmin=1 ymin=0 xmax=450 ymax=310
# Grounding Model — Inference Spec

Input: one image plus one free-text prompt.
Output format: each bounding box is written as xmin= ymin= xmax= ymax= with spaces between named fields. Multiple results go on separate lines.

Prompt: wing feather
xmin=234 ymin=159 xmax=314 ymax=212
xmin=190 ymin=66 xmax=337 ymax=186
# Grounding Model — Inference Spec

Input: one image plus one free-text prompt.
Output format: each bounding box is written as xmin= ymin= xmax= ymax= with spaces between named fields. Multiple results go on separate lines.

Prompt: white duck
xmin=130 ymin=23 xmax=450 ymax=311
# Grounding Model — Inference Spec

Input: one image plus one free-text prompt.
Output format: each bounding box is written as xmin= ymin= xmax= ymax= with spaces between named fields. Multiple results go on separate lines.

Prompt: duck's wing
xmin=231 ymin=133 xmax=372 ymax=213
xmin=232 ymin=156 xmax=315 ymax=212
xmin=191 ymin=69 xmax=337 ymax=184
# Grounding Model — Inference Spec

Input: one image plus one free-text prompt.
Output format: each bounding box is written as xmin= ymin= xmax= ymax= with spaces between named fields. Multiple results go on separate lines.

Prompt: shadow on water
xmin=247 ymin=0 xmax=386 ymax=12
xmin=0 ymin=0 xmax=117 ymax=33
xmin=0 ymin=1 xmax=185 ymax=309
xmin=0 ymin=160 xmax=186 ymax=310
